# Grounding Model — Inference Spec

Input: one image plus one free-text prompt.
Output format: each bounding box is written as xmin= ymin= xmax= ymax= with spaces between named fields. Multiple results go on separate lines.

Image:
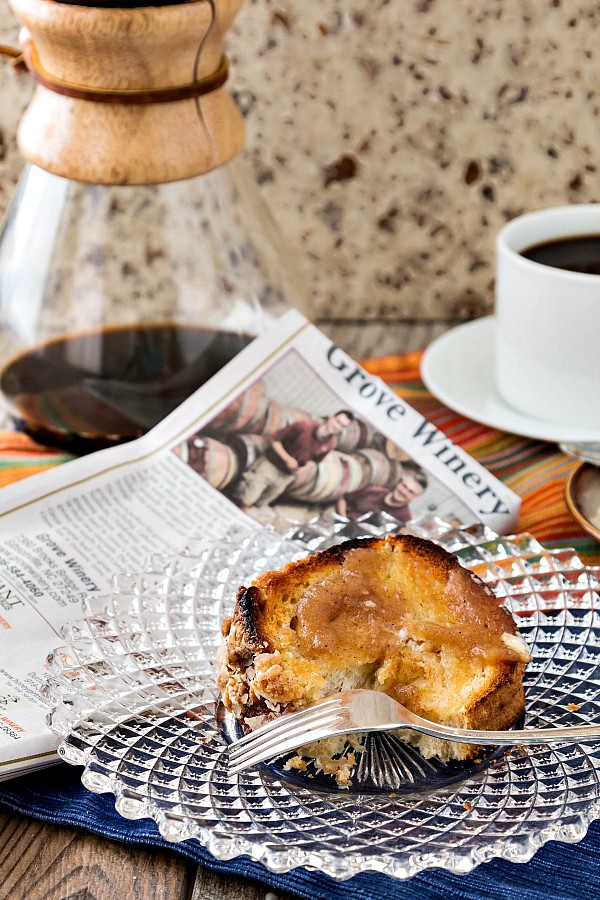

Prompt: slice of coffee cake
xmin=217 ymin=535 xmax=530 ymax=773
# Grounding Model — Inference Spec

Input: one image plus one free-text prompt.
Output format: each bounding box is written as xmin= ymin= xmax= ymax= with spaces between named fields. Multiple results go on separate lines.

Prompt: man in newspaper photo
xmin=230 ymin=410 xmax=354 ymax=511
xmin=336 ymin=462 xmax=427 ymax=524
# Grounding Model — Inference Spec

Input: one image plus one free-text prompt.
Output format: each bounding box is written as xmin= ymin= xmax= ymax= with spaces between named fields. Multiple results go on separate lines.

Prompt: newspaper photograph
xmin=0 ymin=310 xmax=520 ymax=780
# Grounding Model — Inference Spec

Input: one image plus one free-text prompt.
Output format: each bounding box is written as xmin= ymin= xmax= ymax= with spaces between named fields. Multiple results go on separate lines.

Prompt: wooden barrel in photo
xmin=263 ymin=398 xmax=288 ymax=434
xmin=288 ymin=451 xmax=366 ymax=503
xmin=198 ymin=437 xmax=240 ymax=490
xmin=263 ymin=401 xmax=311 ymax=435
xmin=286 ymin=459 xmax=319 ymax=501
xmin=383 ymin=438 xmax=411 ymax=463
xmin=264 ymin=400 xmax=286 ymax=434
xmin=353 ymin=449 xmax=373 ymax=484
xmin=229 ymin=433 xmax=268 ymax=471
xmin=207 ymin=380 xmax=269 ymax=434
xmin=312 ymin=452 xmax=367 ymax=502
xmin=357 ymin=448 xmax=403 ymax=488
xmin=205 ymin=395 xmax=244 ymax=432
xmin=336 ymin=418 xmax=375 ymax=453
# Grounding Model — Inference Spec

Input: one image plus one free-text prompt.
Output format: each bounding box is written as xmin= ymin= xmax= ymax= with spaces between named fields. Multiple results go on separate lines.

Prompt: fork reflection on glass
xmin=227 ymin=689 xmax=600 ymax=775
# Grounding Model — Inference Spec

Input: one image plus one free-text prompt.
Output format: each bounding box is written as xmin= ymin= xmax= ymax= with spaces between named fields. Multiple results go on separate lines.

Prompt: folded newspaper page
xmin=0 ymin=310 xmax=520 ymax=780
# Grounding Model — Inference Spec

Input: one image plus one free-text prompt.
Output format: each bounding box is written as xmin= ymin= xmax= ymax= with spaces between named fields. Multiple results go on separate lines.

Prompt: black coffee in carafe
xmin=0 ymin=324 xmax=253 ymax=453
xmin=0 ymin=0 xmax=306 ymax=454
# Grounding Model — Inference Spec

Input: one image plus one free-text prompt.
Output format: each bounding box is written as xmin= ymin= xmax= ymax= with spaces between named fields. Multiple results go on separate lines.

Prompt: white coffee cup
xmin=495 ymin=205 xmax=600 ymax=433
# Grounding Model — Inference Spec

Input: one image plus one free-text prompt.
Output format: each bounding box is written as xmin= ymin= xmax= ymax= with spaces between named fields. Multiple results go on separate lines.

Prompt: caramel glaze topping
xmin=294 ymin=545 xmax=520 ymax=666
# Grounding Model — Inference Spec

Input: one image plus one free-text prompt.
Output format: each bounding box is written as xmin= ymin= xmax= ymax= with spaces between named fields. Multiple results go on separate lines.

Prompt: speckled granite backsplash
xmin=0 ymin=0 xmax=599 ymax=322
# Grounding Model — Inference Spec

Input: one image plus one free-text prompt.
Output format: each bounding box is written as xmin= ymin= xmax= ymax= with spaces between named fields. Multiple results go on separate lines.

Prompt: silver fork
xmin=227 ymin=689 xmax=600 ymax=774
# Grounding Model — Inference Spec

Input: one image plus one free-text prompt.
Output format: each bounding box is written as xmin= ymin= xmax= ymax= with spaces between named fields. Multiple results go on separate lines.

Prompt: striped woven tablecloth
xmin=0 ymin=350 xmax=597 ymax=565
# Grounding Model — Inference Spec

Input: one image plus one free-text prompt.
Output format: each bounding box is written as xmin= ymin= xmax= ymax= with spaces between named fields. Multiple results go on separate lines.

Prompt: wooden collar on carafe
xmin=20 ymin=39 xmax=229 ymax=104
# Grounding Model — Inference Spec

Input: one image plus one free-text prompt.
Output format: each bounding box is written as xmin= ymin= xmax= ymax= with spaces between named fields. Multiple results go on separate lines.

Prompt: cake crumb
xmin=566 ymin=702 xmax=581 ymax=712
xmin=463 ymin=801 xmax=473 ymax=811
xmin=284 ymin=755 xmax=308 ymax=772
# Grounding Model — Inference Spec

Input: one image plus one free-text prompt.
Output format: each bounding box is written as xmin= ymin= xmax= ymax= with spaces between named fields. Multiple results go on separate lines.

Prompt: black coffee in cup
xmin=521 ymin=234 xmax=600 ymax=275
xmin=495 ymin=205 xmax=600 ymax=434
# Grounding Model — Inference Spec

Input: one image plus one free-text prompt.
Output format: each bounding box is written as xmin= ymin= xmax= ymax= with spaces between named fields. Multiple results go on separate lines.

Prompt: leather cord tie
xmin=0 ymin=44 xmax=26 ymax=70
xmin=16 ymin=40 xmax=229 ymax=104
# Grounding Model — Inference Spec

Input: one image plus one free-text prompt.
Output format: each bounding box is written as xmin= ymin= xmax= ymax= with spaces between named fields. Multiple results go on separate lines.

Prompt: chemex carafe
xmin=0 ymin=0 xmax=306 ymax=452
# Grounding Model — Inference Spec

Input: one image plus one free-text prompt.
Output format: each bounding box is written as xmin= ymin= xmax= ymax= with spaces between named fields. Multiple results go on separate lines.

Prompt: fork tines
xmin=227 ymin=697 xmax=345 ymax=775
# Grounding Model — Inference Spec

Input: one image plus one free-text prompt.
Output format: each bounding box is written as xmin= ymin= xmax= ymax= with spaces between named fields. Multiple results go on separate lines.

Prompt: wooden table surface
xmin=0 ymin=319 xmax=456 ymax=900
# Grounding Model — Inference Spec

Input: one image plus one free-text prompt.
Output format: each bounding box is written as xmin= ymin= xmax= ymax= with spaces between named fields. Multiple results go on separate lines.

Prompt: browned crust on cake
xmin=463 ymin=663 xmax=525 ymax=731
xmin=229 ymin=584 xmax=271 ymax=653
xmin=217 ymin=534 xmax=529 ymax=761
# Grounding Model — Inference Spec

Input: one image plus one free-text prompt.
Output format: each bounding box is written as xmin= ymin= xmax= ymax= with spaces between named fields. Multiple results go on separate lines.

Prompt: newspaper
xmin=0 ymin=310 xmax=520 ymax=781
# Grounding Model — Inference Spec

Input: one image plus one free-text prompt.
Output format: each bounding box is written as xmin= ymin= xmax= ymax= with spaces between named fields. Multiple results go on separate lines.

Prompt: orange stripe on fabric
xmin=0 ymin=465 xmax=65 ymax=488
xmin=0 ymin=431 xmax=69 ymax=457
xmin=0 ymin=431 xmax=73 ymax=487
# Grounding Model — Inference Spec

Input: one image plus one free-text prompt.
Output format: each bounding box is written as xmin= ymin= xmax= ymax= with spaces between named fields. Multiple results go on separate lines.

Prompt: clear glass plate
xmin=43 ymin=515 xmax=600 ymax=881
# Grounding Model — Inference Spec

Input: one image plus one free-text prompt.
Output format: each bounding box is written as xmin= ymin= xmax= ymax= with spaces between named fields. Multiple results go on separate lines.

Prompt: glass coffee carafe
xmin=0 ymin=0 xmax=306 ymax=453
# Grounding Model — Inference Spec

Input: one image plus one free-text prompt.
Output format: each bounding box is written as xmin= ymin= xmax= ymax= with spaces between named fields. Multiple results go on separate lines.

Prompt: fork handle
xmin=403 ymin=716 xmax=600 ymax=746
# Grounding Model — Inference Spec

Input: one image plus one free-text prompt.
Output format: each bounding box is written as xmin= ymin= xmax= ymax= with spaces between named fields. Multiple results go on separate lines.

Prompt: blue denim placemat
xmin=0 ymin=764 xmax=599 ymax=900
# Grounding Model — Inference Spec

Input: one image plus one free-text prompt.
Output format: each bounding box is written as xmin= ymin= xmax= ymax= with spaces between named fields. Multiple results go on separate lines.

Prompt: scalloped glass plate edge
xmin=44 ymin=514 xmax=600 ymax=881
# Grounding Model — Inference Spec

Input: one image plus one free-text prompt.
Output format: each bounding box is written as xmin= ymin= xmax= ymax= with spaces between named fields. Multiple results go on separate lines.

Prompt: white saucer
xmin=421 ymin=316 xmax=600 ymax=443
